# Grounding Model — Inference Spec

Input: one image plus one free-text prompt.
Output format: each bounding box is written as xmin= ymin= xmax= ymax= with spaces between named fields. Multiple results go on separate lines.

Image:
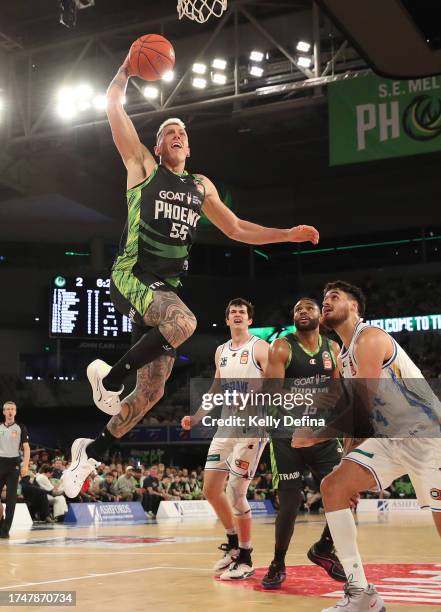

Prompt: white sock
xmin=239 ymin=540 xmax=252 ymax=550
xmin=325 ymin=508 xmax=368 ymax=589
xmin=226 ymin=528 xmax=236 ymax=536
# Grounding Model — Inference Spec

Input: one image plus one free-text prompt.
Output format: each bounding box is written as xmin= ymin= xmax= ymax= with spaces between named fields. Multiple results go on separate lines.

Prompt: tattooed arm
xmin=107 ymin=55 xmax=156 ymax=188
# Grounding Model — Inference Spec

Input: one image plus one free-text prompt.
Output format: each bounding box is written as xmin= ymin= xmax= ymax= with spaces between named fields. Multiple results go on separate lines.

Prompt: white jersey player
xmin=182 ymin=298 xmax=269 ymax=580
xmin=295 ymin=280 xmax=441 ymax=612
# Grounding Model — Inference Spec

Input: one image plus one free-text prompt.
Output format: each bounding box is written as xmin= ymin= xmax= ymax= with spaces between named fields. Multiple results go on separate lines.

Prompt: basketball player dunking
xmin=295 ymin=281 xmax=441 ymax=612
xmin=61 ymin=54 xmax=319 ymax=497
xmin=182 ymin=298 xmax=269 ymax=580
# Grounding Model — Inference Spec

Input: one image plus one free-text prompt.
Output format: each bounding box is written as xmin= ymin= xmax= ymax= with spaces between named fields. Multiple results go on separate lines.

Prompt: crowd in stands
xmin=1 ymin=450 xmax=417 ymax=525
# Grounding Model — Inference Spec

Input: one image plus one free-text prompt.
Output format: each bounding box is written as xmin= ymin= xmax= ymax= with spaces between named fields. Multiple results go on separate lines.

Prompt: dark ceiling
xmin=1 ymin=0 xmax=440 ymax=246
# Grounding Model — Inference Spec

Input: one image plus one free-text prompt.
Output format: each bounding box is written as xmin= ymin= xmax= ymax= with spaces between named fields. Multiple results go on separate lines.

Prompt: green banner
xmin=329 ymin=73 xmax=441 ymax=165
xmin=251 ymin=313 xmax=441 ymax=340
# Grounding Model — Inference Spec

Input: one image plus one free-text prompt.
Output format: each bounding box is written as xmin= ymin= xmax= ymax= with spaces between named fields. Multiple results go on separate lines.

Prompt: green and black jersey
xmin=283 ymin=333 xmax=336 ymax=394
xmin=112 ymin=164 xmax=204 ymax=288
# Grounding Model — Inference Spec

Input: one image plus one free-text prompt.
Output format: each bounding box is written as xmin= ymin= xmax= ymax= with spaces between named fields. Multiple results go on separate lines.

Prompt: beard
xmin=322 ymin=306 xmax=349 ymax=329
xmin=295 ymin=318 xmax=319 ymax=332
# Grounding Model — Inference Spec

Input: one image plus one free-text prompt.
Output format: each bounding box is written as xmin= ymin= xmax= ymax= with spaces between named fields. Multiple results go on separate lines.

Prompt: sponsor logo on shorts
xmin=235 ymin=459 xmax=250 ymax=470
xmin=128 ymin=307 xmax=136 ymax=322
xmin=240 ymin=350 xmax=249 ymax=364
xmin=430 ymin=488 xmax=441 ymax=500
xmin=206 ymin=454 xmax=220 ymax=462
xmin=220 ymin=357 xmax=227 ymax=367
xmin=279 ymin=472 xmax=300 ymax=480
xmin=309 ymin=358 xmax=316 ymax=365
xmin=322 ymin=351 xmax=333 ymax=370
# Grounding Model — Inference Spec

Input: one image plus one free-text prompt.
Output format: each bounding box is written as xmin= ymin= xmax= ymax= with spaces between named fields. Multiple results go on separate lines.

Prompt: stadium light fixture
xmin=143 ymin=86 xmax=159 ymax=99
xmin=75 ymin=83 xmax=93 ymax=99
xmin=296 ymin=41 xmax=311 ymax=53
xmin=56 ymin=102 xmax=77 ymax=120
xmin=93 ymin=94 xmax=107 ymax=110
xmin=249 ymin=65 xmax=264 ymax=77
xmin=212 ymin=72 xmax=227 ymax=85
xmin=297 ymin=56 xmax=312 ymax=68
xmin=162 ymin=70 xmax=175 ymax=82
xmin=212 ymin=58 xmax=227 ymax=70
xmin=192 ymin=62 xmax=207 ymax=75
xmin=250 ymin=50 xmax=264 ymax=62
xmin=192 ymin=77 xmax=207 ymax=89
xmin=57 ymin=86 xmax=74 ymax=102
xmin=77 ymin=100 xmax=91 ymax=111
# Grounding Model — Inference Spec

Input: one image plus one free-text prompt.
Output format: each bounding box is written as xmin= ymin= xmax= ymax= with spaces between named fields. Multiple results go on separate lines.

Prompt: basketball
xmin=129 ymin=34 xmax=175 ymax=81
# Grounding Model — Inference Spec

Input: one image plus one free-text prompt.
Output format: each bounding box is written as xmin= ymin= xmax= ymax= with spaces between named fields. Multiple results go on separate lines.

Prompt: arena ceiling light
xmin=250 ymin=50 xmax=264 ymax=62
xmin=77 ymin=100 xmax=91 ymax=111
xmin=212 ymin=58 xmax=227 ymax=70
xmin=192 ymin=62 xmax=207 ymax=75
xmin=296 ymin=41 xmax=311 ymax=53
xmin=56 ymin=102 xmax=77 ymax=120
xmin=212 ymin=72 xmax=227 ymax=85
xmin=162 ymin=70 xmax=175 ymax=82
xmin=297 ymin=56 xmax=312 ymax=68
xmin=92 ymin=94 xmax=107 ymax=110
xmin=143 ymin=86 xmax=159 ymax=99
xmin=192 ymin=77 xmax=207 ymax=89
xmin=75 ymin=83 xmax=93 ymax=99
xmin=249 ymin=65 xmax=264 ymax=77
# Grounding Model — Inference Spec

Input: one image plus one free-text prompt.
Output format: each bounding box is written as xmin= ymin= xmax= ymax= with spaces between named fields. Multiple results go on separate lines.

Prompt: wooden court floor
xmin=0 ymin=512 xmax=440 ymax=612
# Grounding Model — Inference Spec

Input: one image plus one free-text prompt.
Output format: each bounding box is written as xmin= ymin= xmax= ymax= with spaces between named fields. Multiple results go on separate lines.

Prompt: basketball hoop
xmin=177 ymin=0 xmax=228 ymax=23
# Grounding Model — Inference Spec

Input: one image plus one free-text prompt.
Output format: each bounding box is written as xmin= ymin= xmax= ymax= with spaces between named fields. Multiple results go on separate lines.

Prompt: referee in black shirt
xmin=0 ymin=401 xmax=30 ymax=538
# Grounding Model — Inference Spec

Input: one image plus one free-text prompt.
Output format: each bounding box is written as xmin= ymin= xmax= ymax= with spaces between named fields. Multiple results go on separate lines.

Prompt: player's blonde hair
xmin=156 ymin=118 xmax=186 ymax=145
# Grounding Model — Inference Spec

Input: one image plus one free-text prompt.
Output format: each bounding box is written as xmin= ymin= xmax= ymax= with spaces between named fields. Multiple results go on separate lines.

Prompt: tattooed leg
xmin=107 ymin=354 xmax=174 ymax=439
xmin=103 ymin=290 xmax=195 ymax=391
xmin=143 ymin=290 xmax=197 ymax=347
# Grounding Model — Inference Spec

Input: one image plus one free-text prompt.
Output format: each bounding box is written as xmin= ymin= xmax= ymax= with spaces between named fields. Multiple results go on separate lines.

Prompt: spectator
xmin=51 ymin=458 xmax=65 ymax=480
xmin=97 ymin=472 xmax=120 ymax=502
xmin=79 ymin=474 xmax=98 ymax=503
xmin=142 ymin=465 xmax=165 ymax=516
xmin=35 ymin=464 xmax=68 ymax=522
xmin=188 ymin=475 xmax=202 ymax=500
xmin=116 ymin=466 xmax=138 ymax=501
xmin=20 ymin=470 xmax=54 ymax=523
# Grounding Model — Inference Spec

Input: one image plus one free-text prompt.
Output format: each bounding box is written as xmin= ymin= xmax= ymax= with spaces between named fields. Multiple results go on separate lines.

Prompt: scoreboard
xmin=50 ymin=276 xmax=132 ymax=339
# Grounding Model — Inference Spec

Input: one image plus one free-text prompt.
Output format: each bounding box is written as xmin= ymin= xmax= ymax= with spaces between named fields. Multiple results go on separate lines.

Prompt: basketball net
xmin=177 ymin=0 xmax=228 ymax=23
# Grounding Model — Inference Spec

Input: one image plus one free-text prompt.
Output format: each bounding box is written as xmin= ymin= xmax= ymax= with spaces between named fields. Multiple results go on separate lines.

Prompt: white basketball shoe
xmin=87 ymin=359 xmax=123 ymax=416
xmin=61 ymin=438 xmax=100 ymax=498
xmin=322 ymin=582 xmax=386 ymax=611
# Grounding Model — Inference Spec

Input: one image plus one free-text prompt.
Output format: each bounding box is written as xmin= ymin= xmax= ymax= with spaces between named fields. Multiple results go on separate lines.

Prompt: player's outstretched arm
xmin=106 ymin=55 xmax=156 ymax=184
xmin=200 ymin=176 xmax=319 ymax=245
xmin=181 ymin=346 xmax=222 ymax=430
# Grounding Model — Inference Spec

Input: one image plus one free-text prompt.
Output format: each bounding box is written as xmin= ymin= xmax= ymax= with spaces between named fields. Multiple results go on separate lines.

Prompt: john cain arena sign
xmin=328 ymin=73 xmax=441 ymax=165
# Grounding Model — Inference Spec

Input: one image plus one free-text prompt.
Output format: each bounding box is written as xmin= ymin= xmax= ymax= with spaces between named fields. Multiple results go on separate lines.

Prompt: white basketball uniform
xmin=204 ymin=335 xmax=267 ymax=479
xmin=341 ymin=320 xmax=441 ymax=511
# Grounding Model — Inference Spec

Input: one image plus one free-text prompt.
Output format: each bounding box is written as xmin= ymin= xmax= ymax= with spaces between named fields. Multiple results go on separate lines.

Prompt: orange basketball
xmin=129 ymin=34 xmax=175 ymax=81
